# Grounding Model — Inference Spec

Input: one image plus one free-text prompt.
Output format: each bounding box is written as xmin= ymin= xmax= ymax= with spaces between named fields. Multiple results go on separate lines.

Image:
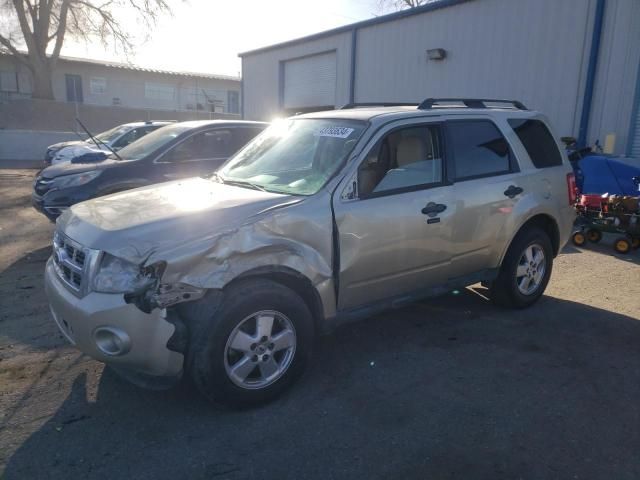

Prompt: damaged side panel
xmin=58 ymin=179 xmax=338 ymax=318
xmin=156 ymin=196 xmax=337 ymax=318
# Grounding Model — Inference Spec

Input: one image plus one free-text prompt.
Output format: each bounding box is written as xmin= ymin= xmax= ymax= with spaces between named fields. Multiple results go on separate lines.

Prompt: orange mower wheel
xmin=572 ymin=231 xmax=586 ymax=246
xmin=613 ymin=237 xmax=631 ymax=254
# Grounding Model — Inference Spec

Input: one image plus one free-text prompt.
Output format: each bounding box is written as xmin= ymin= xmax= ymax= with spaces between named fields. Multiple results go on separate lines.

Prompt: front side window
xmin=112 ymin=127 xmax=156 ymax=149
xmin=508 ymin=119 xmax=562 ymax=168
xmin=112 ymin=129 xmax=139 ymax=149
xmin=95 ymin=126 xmax=130 ymax=144
xmin=448 ymin=121 xmax=512 ymax=180
xmin=116 ymin=124 xmax=191 ymax=161
xmin=167 ymin=130 xmax=234 ymax=162
xmin=358 ymin=125 xmax=443 ymax=197
xmin=219 ymin=119 xmax=366 ymax=196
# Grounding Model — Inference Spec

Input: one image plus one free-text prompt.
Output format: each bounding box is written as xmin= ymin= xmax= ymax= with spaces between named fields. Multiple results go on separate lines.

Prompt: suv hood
xmin=52 ymin=144 xmax=108 ymax=164
xmin=49 ymin=140 xmax=85 ymax=150
xmin=58 ymin=177 xmax=300 ymax=264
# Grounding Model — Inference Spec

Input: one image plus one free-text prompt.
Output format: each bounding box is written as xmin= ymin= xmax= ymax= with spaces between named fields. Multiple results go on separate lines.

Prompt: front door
xmin=333 ymin=121 xmax=455 ymax=310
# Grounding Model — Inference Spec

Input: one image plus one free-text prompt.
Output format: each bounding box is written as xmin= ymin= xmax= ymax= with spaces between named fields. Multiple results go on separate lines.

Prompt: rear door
xmin=445 ymin=119 xmax=523 ymax=277
xmin=333 ymin=120 xmax=455 ymax=310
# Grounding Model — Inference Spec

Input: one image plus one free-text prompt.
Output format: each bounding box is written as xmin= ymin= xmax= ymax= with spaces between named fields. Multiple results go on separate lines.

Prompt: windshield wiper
xmin=222 ymin=178 xmax=268 ymax=192
xmin=76 ymin=117 xmax=123 ymax=161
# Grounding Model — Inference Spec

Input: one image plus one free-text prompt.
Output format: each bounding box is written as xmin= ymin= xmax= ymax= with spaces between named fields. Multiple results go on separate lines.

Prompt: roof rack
xmin=340 ymin=102 xmax=418 ymax=110
xmin=417 ymin=98 xmax=528 ymax=110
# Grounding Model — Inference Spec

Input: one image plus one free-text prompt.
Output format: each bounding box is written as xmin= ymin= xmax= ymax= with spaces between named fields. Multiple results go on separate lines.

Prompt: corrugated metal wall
xmin=241 ymin=0 xmax=640 ymax=155
xmin=588 ymin=0 xmax=640 ymax=156
xmin=354 ymin=0 xmax=593 ymax=138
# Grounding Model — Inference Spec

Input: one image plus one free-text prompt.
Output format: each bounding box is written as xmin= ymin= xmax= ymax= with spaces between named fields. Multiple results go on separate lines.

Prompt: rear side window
xmin=231 ymin=127 xmax=265 ymax=153
xmin=508 ymin=119 xmax=562 ymax=168
xmin=447 ymin=121 xmax=512 ymax=180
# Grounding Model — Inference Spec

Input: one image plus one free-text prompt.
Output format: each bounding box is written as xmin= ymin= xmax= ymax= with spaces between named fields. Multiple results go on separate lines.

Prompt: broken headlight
xmin=92 ymin=254 xmax=155 ymax=293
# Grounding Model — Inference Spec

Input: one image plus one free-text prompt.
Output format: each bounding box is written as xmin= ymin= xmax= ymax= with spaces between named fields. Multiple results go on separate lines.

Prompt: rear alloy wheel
xmin=490 ymin=227 xmax=553 ymax=308
xmin=515 ymin=244 xmax=547 ymax=296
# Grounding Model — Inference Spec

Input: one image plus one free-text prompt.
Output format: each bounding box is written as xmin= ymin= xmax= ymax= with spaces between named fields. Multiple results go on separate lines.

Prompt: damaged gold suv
xmin=45 ymin=99 xmax=576 ymax=406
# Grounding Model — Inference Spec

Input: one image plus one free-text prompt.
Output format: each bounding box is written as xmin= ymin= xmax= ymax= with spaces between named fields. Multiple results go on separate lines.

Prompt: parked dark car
xmin=33 ymin=120 xmax=268 ymax=221
xmin=43 ymin=120 xmax=174 ymax=166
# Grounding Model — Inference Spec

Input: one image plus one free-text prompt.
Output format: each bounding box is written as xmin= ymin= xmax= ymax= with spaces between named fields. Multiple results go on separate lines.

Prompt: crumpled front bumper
xmin=44 ymin=258 xmax=184 ymax=379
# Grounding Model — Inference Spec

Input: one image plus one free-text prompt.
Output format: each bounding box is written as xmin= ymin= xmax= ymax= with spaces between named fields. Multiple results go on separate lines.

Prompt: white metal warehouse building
xmin=239 ymin=0 xmax=640 ymax=157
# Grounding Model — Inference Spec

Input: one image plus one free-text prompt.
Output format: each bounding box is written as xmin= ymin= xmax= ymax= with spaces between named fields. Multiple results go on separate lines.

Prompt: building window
xmin=90 ymin=77 xmax=107 ymax=95
xmin=227 ymin=90 xmax=239 ymax=114
xmin=0 ymin=71 xmax=18 ymax=92
xmin=144 ymin=82 xmax=175 ymax=101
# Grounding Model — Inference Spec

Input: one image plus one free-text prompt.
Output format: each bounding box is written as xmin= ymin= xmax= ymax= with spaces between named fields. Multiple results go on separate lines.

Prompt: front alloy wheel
xmin=224 ymin=310 xmax=296 ymax=389
xmin=186 ymin=279 xmax=314 ymax=407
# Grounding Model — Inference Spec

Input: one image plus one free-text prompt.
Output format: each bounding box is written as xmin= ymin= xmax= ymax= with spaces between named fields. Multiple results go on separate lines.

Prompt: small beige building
xmin=0 ymin=52 xmax=241 ymax=114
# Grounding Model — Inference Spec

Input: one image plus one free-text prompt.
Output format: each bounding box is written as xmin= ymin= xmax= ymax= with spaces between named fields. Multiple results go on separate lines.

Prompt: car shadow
xmin=4 ymin=290 xmax=640 ymax=479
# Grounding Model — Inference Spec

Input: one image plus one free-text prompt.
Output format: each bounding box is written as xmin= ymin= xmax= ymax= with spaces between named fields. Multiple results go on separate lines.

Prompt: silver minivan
xmin=44 ymin=99 xmax=576 ymax=406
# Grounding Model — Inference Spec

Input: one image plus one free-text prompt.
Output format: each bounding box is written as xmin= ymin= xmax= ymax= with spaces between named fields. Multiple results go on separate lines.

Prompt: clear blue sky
xmin=61 ymin=0 xmax=382 ymax=77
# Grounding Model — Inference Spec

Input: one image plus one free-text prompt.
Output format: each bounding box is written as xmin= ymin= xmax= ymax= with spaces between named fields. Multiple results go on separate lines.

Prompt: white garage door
xmin=284 ymin=52 xmax=336 ymax=110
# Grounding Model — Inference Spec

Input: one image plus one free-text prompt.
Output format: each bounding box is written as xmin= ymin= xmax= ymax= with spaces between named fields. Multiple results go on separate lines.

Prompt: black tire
xmin=586 ymin=228 xmax=602 ymax=243
xmin=632 ymin=237 xmax=640 ymax=250
xmin=613 ymin=237 xmax=631 ymax=254
xmin=186 ymin=279 xmax=314 ymax=408
xmin=572 ymin=231 xmax=586 ymax=246
xmin=490 ymin=227 xmax=553 ymax=309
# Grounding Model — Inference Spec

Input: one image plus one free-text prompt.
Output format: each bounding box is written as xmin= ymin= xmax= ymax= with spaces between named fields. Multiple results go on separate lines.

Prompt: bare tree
xmin=377 ymin=0 xmax=436 ymax=13
xmin=0 ymin=0 xmax=172 ymax=99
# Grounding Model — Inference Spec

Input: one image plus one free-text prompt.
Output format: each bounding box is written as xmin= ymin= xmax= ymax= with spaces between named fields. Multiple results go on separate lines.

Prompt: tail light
xmin=567 ymin=172 xmax=577 ymax=205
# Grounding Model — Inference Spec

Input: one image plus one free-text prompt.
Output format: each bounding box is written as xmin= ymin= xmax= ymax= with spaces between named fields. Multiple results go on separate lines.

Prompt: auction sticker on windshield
xmin=315 ymin=127 xmax=354 ymax=138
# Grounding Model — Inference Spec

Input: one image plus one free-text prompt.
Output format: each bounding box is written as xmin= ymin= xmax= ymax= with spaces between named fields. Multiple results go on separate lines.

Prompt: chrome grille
xmin=52 ymin=231 xmax=97 ymax=295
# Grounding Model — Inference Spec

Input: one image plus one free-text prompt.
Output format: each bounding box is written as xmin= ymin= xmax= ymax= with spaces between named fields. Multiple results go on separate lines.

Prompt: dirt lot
xmin=1 ymin=169 xmax=639 ymax=480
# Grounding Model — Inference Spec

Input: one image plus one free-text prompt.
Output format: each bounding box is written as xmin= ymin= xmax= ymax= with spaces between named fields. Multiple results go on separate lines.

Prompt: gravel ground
xmin=1 ymin=169 xmax=639 ymax=480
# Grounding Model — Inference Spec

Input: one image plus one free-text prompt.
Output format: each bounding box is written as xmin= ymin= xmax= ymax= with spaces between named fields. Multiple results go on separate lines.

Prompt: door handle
xmin=421 ymin=202 xmax=447 ymax=217
xmin=504 ymin=185 xmax=523 ymax=198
